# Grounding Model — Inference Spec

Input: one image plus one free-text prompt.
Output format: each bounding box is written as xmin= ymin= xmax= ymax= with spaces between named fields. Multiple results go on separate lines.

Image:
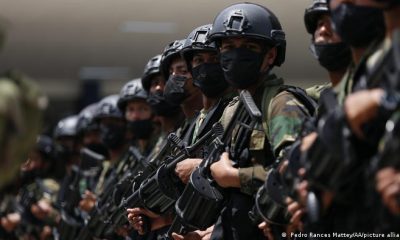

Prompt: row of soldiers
xmin=1 ymin=0 xmax=400 ymax=239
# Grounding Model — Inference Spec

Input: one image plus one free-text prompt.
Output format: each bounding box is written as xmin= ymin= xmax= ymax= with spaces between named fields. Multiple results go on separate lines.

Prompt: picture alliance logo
xmin=288 ymin=232 xmax=400 ymax=238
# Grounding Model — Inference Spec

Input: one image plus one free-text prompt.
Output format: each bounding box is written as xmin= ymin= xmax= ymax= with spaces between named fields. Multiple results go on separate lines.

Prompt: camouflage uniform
xmin=212 ymin=74 xmax=311 ymax=240
xmin=306 ymin=82 xmax=331 ymax=103
xmin=363 ymin=34 xmax=400 ymax=233
xmin=220 ymin=74 xmax=311 ymax=195
xmin=304 ymin=36 xmax=388 ymax=234
xmin=12 ymin=178 xmax=59 ymax=239
xmin=0 ymin=70 xmax=46 ymax=189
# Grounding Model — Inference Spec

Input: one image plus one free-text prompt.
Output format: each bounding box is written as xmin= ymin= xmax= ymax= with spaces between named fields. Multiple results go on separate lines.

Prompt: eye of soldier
xmin=175 ymin=64 xmax=189 ymax=76
xmin=220 ymin=42 xmax=234 ymax=53
xmin=177 ymin=68 xmax=189 ymax=75
xmin=192 ymin=55 xmax=205 ymax=67
xmin=151 ymin=78 xmax=160 ymax=88
xmin=192 ymin=54 xmax=204 ymax=65
xmin=242 ymin=41 xmax=262 ymax=53
xmin=208 ymin=53 xmax=219 ymax=63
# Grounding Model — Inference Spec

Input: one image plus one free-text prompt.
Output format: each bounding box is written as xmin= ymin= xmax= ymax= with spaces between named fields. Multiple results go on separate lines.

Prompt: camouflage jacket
xmin=221 ymin=74 xmax=312 ymax=195
xmin=0 ymin=70 xmax=46 ymax=189
xmin=306 ymin=82 xmax=331 ymax=103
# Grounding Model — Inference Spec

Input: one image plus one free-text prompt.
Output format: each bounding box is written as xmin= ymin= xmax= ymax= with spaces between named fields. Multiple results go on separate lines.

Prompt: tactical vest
xmin=256 ymin=75 xmax=317 ymax=166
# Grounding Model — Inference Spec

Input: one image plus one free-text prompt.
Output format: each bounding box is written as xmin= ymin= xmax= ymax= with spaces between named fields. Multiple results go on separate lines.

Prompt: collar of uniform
xmin=263 ymin=73 xmax=284 ymax=86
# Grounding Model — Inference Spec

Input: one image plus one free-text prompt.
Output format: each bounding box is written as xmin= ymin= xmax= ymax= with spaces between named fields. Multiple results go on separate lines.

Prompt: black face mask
xmin=220 ymin=48 xmax=265 ymax=89
xmin=147 ymin=90 xmax=181 ymax=117
xmin=55 ymin=144 xmax=75 ymax=165
xmin=85 ymin=143 xmax=109 ymax=159
xmin=330 ymin=3 xmax=385 ymax=48
xmin=192 ymin=63 xmax=229 ymax=98
xmin=310 ymin=42 xmax=352 ymax=72
xmin=127 ymin=119 xmax=154 ymax=140
xmin=100 ymin=124 xmax=126 ymax=150
xmin=164 ymin=75 xmax=189 ymax=105
xmin=20 ymin=169 xmax=42 ymax=185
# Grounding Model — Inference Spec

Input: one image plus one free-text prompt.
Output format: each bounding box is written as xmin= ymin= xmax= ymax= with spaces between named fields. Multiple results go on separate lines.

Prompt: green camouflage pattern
xmin=0 ymin=70 xmax=46 ymax=189
xmin=267 ymin=90 xmax=310 ymax=157
xmin=306 ymin=83 xmax=331 ymax=103
xmin=222 ymin=74 xmax=311 ymax=195
xmin=335 ymin=64 xmax=356 ymax=106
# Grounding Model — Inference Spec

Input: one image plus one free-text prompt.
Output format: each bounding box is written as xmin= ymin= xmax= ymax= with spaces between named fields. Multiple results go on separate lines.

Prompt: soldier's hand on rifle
xmin=286 ymin=197 xmax=304 ymax=232
xmin=79 ymin=190 xmax=96 ymax=212
xmin=344 ymin=88 xmax=384 ymax=139
xmin=1 ymin=212 xmax=21 ymax=232
xmin=172 ymin=226 xmax=214 ymax=240
xmin=171 ymin=231 xmax=202 ymax=240
xmin=175 ymin=158 xmax=202 ymax=184
xmin=127 ymin=207 xmax=172 ymax=235
xmin=31 ymin=199 xmax=52 ymax=220
xmin=210 ymin=152 xmax=240 ymax=188
xmin=258 ymin=221 xmax=275 ymax=239
xmin=296 ymin=168 xmax=308 ymax=206
xmin=376 ymin=167 xmax=400 ymax=214
xmin=40 ymin=225 xmax=53 ymax=240
xmin=115 ymin=225 xmax=130 ymax=237
xmin=300 ymin=132 xmax=318 ymax=152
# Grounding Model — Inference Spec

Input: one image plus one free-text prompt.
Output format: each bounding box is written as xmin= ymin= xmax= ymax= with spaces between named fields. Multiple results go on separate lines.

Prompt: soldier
xmin=53 ymin=115 xmax=80 ymax=178
xmin=162 ymin=39 xmax=203 ymax=120
xmin=371 ymin=0 xmax=400 ymax=220
xmin=143 ymin=54 xmax=183 ymax=132
xmin=0 ymin=25 xmax=47 ymax=188
xmin=158 ymin=24 xmax=233 ymax=239
xmin=295 ymin=0 xmax=387 ymax=235
xmin=274 ymin=0 xmax=353 ymax=236
xmin=1 ymin=135 xmax=59 ymax=240
xmin=173 ymin=24 xmax=232 ymax=184
xmin=204 ymin=3 xmax=312 ymax=240
xmin=76 ymin=102 xmax=109 ymax=159
xmin=328 ymin=0 xmax=400 ymax=232
xmin=141 ymin=54 xmax=184 ymax=165
xmin=328 ymin=0 xmax=385 ymax=105
xmin=127 ymin=39 xmax=205 ymax=238
xmin=79 ymin=95 xmax=128 ymax=212
xmin=304 ymin=0 xmax=351 ymax=100
xmin=118 ymin=79 xmax=158 ymax=155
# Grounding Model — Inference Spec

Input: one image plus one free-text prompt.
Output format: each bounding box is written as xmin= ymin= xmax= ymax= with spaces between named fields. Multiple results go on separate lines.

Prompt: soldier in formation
xmin=1 ymin=1 xmax=400 ymax=239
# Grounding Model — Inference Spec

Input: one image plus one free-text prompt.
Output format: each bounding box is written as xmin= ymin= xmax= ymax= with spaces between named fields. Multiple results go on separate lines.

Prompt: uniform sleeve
xmin=268 ymin=91 xmax=310 ymax=158
xmin=238 ymin=164 xmax=267 ymax=195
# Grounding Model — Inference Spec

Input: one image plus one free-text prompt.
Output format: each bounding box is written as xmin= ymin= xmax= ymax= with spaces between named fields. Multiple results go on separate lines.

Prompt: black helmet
xmin=304 ymin=0 xmax=329 ymax=34
xmin=160 ymin=39 xmax=186 ymax=80
xmin=76 ymin=103 xmax=99 ymax=134
xmin=142 ymin=54 xmax=162 ymax=92
xmin=181 ymin=24 xmax=217 ymax=71
xmin=94 ymin=95 xmax=123 ymax=120
xmin=117 ymin=79 xmax=148 ymax=112
xmin=54 ymin=115 xmax=79 ymax=139
xmin=208 ymin=3 xmax=286 ymax=66
xmin=36 ymin=135 xmax=55 ymax=161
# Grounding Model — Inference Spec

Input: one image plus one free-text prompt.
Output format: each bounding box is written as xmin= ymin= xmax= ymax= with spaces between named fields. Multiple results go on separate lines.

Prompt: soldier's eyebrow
xmin=222 ymin=38 xmax=235 ymax=45
xmin=193 ymin=53 xmax=203 ymax=58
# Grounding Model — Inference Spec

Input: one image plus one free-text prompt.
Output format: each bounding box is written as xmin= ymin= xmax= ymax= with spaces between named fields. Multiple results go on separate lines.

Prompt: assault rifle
xmin=57 ymin=148 xmax=104 ymax=240
xmin=166 ymin=90 xmax=263 ymax=238
xmin=108 ymin=123 xmax=224 ymax=232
